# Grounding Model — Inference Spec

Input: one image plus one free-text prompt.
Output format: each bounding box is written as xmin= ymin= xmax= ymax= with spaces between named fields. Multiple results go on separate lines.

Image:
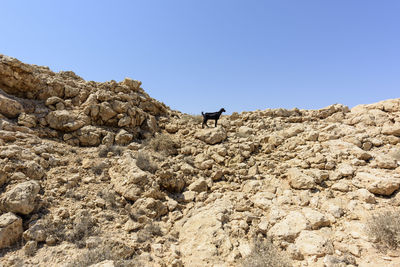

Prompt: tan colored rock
xmin=382 ymin=123 xmax=400 ymax=136
xmin=0 ymin=212 xmax=23 ymax=249
xmin=373 ymin=154 xmax=398 ymax=169
xmin=18 ymin=113 xmax=37 ymax=128
xmin=109 ymin=154 xmax=149 ymax=201
xmin=188 ymin=178 xmax=208 ymax=193
xmin=287 ymin=168 xmax=316 ymax=189
xmin=115 ymin=129 xmax=133 ymax=145
xmin=302 ymin=208 xmax=331 ymax=230
xmin=251 ymin=192 xmax=274 ymax=210
xmin=89 ymin=260 xmax=115 ymax=267
xmin=46 ymin=110 xmax=89 ymax=131
xmin=182 ymin=191 xmax=196 ymax=202
xmin=194 ymin=126 xmax=227 ymax=145
xmin=295 ymin=230 xmax=332 ymax=257
xmin=0 ymin=181 xmax=40 ymax=214
xmin=23 ymin=220 xmax=47 ymax=242
xmin=268 ymin=211 xmax=308 ymax=242
xmin=158 ymin=171 xmax=185 ymax=193
xmin=25 ymin=161 xmax=45 ymax=180
xmin=0 ymin=170 xmax=7 ymax=187
xmin=354 ymin=188 xmax=376 ymax=204
xmin=165 ymin=123 xmax=179 ymax=133
xmin=178 ymin=198 xmax=232 ymax=266
xmin=99 ymin=102 xmax=117 ymax=121
xmin=131 ymin=197 xmax=167 ymax=219
xmin=77 ymin=125 xmax=102 ymax=146
xmin=353 ymin=171 xmax=400 ymax=196
xmin=0 ymin=92 xmax=23 ymax=118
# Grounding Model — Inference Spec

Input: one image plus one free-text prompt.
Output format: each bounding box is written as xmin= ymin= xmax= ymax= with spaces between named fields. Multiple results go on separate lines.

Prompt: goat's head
xmin=220 ymin=108 xmax=226 ymax=113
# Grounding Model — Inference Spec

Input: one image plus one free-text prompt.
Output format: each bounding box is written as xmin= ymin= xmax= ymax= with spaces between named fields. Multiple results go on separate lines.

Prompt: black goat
xmin=201 ymin=108 xmax=226 ymax=128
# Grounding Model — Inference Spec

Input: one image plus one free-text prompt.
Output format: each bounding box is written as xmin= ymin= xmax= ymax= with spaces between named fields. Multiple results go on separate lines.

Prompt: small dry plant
xmin=366 ymin=210 xmax=400 ymax=250
xmin=148 ymin=134 xmax=179 ymax=156
xmin=137 ymin=223 xmax=162 ymax=243
xmin=98 ymin=145 xmax=123 ymax=158
xmin=136 ymin=152 xmax=158 ymax=174
xmin=181 ymin=113 xmax=203 ymax=124
xmin=240 ymin=237 xmax=292 ymax=267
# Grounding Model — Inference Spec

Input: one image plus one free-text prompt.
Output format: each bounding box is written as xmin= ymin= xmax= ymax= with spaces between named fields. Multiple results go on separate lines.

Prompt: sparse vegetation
xmin=98 ymin=145 xmax=123 ymax=158
xmin=148 ymin=134 xmax=179 ymax=156
xmin=136 ymin=151 xmax=158 ymax=173
xmin=137 ymin=223 xmax=162 ymax=243
xmin=240 ymin=237 xmax=292 ymax=267
xmin=181 ymin=113 xmax=203 ymax=124
xmin=65 ymin=242 xmax=139 ymax=267
xmin=366 ymin=210 xmax=400 ymax=250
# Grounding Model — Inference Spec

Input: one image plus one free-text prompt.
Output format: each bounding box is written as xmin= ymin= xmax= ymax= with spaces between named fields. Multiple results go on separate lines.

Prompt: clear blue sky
xmin=2 ymin=1 xmax=399 ymax=114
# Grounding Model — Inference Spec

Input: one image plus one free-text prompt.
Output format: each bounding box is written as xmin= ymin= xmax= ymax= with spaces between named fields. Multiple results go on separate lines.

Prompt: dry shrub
xmin=181 ymin=114 xmax=203 ymax=124
xmin=98 ymin=145 xmax=123 ymax=158
xmin=366 ymin=210 xmax=400 ymax=250
xmin=136 ymin=152 xmax=158 ymax=174
xmin=137 ymin=223 xmax=162 ymax=243
xmin=65 ymin=242 xmax=139 ymax=267
xmin=240 ymin=237 xmax=292 ymax=267
xmin=97 ymin=188 xmax=118 ymax=209
xmin=148 ymin=134 xmax=179 ymax=156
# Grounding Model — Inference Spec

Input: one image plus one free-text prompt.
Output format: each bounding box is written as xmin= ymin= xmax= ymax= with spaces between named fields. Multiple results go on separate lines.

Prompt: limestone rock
xmin=25 ymin=161 xmax=45 ymax=180
xmin=158 ymin=171 xmax=185 ymax=193
xmin=46 ymin=110 xmax=89 ymax=131
xmin=0 ymin=212 xmax=23 ymax=249
xmin=294 ymin=230 xmax=332 ymax=257
xmin=268 ymin=211 xmax=308 ymax=242
xmin=23 ymin=220 xmax=47 ymax=242
xmin=0 ymin=91 xmax=23 ymax=118
xmin=373 ymin=154 xmax=398 ymax=169
xmin=109 ymin=154 xmax=154 ymax=201
xmin=287 ymin=168 xmax=316 ymax=190
xmin=131 ymin=197 xmax=167 ymax=219
xmin=0 ymin=181 xmax=40 ymax=214
xmin=115 ymin=129 xmax=133 ymax=145
xmin=89 ymin=260 xmax=115 ymax=267
xmin=188 ymin=178 xmax=208 ymax=193
xmin=382 ymin=123 xmax=400 ymax=136
xmin=353 ymin=171 xmax=400 ymax=196
xmin=178 ymin=198 xmax=232 ymax=266
xmin=194 ymin=126 xmax=227 ymax=145
xmin=77 ymin=126 xmax=102 ymax=146
xmin=302 ymin=208 xmax=331 ymax=230
xmin=18 ymin=113 xmax=37 ymax=128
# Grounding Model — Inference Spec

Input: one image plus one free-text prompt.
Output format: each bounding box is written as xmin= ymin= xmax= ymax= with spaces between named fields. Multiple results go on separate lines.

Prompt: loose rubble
xmin=1 ymin=54 xmax=400 ymax=266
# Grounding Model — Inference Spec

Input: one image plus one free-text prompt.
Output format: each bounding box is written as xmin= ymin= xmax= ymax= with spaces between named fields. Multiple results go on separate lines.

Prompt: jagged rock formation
xmin=1 ymin=55 xmax=400 ymax=266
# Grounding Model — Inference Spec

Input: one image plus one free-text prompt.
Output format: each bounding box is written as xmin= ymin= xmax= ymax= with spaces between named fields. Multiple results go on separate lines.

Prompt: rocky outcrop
xmin=2 ymin=55 xmax=400 ymax=267
xmin=0 ymin=54 xmax=169 ymax=147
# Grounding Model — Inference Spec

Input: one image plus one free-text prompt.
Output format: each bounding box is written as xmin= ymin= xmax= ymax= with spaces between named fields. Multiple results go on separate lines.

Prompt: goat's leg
xmin=203 ymin=119 xmax=208 ymax=128
xmin=215 ymin=119 xmax=218 ymax=127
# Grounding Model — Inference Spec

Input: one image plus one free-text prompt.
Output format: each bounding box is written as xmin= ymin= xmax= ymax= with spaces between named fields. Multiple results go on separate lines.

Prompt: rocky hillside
xmin=1 ymin=55 xmax=400 ymax=267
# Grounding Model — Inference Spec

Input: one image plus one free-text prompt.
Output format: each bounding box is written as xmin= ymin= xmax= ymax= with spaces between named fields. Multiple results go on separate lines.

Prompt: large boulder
xmin=0 ymin=212 xmax=23 ymax=249
xmin=178 ymin=198 xmax=233 ymax=266
xmin=0 ymin=91 xmax=24 ymax=118
xmin=0 ymin=181 xmax=40 ymax=214
xmin=46 ymin=110 xmax=90 ymax=131
xmin=353 ymin=171 xmax=400 ymax=196
xmin=77 ymin=125 xmax=102 ymax=146
xmin=194 ymin=126 xmax=227 ymax=145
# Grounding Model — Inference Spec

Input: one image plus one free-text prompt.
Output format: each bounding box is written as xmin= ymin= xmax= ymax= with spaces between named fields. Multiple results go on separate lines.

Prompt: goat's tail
xmin=201 ymin=112 xmax=204 ymax=117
